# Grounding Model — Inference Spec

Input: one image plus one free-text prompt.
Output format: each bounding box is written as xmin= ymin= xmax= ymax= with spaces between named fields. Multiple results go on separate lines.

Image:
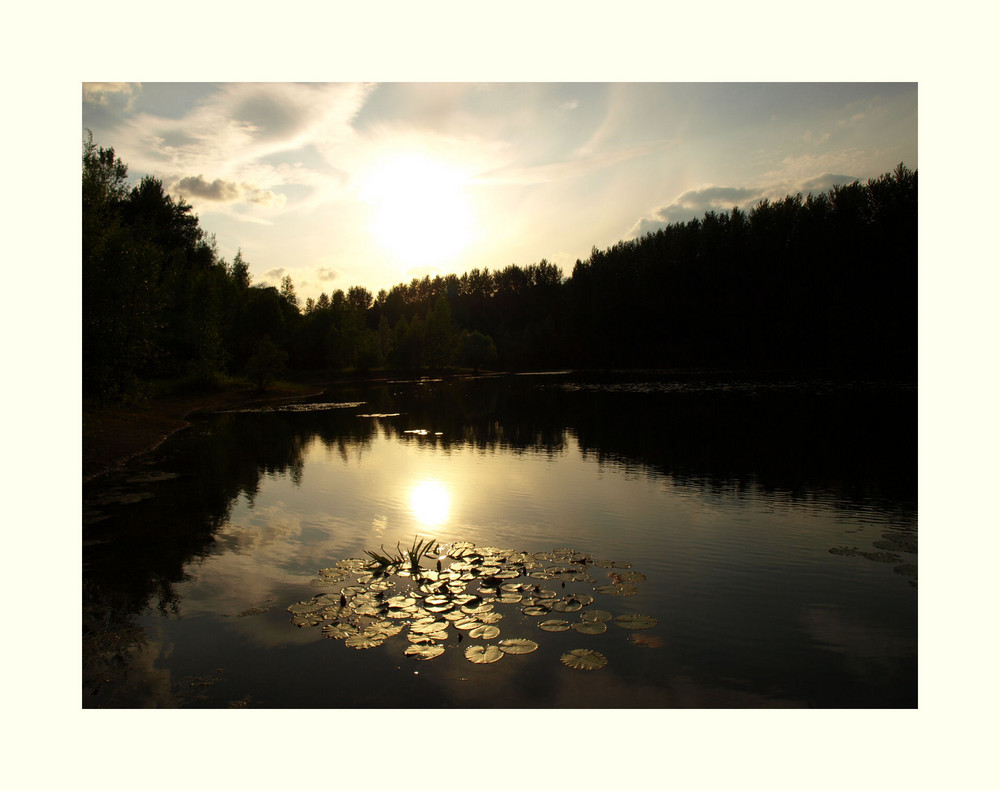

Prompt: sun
xmin=359 ymin=152 xmax=476 ymax=270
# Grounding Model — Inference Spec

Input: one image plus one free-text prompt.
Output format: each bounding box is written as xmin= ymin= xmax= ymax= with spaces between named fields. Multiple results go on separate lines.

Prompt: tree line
xmin=83 ymin=133 xmax=916 ymax=403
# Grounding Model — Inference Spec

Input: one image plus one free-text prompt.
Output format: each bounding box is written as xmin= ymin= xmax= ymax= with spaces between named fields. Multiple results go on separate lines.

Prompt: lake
xmin=82 ymin=371 xmax=917 ymax=708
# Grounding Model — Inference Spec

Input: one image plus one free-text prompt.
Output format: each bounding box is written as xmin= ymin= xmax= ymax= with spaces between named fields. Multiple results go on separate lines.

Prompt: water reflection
xmin=410 ymin=479 xmax=451 ymax=527
xmin=82 ymin=372 xmax=916 ymax=707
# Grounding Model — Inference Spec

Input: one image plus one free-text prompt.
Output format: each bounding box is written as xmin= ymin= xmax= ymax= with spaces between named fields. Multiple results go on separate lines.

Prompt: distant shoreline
xmin=82 ymin=365 xmax=914 ymax=483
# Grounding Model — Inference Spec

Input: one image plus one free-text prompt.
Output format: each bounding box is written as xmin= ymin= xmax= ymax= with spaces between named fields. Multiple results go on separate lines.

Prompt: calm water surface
xmin=83 ymin=372 xmax=917 ymax=708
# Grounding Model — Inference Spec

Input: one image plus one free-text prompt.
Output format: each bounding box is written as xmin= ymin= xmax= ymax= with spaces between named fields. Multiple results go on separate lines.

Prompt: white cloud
xmin=83 ymin=82 xmax=140 ymax=108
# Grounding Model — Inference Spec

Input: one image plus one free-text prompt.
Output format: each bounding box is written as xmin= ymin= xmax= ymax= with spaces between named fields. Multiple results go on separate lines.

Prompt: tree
xmin=459 ymin=331 xmax=498 ymax=374
xmin=280 ymin=274 xmax=300 ymax=311
xmin=245 ymin=335 xmax=287 ymax=390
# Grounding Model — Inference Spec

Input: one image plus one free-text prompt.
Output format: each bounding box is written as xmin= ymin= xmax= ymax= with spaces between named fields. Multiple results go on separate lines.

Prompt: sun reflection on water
xmin=409 ymin=479 xmax=451 ymax=527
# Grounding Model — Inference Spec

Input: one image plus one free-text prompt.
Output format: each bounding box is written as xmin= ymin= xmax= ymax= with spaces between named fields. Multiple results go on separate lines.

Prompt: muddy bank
xmin=82 ymin=383 xmax=322 ymax=482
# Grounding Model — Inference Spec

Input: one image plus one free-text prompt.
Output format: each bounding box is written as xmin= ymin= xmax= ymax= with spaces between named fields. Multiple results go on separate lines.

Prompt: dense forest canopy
xmin=83 ymin=133 xmax=916 ymax=403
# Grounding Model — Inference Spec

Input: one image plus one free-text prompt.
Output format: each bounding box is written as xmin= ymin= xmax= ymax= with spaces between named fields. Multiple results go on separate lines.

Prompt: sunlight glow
xmin=409 ymin=479 xmax=451 ymax=527
xmin=359 ymin=153 xmax=475 ymax=270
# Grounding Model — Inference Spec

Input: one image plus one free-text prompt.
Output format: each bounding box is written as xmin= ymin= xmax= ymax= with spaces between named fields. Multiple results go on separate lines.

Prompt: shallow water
xmin=82 ymin=372 xmax=916 ymax=708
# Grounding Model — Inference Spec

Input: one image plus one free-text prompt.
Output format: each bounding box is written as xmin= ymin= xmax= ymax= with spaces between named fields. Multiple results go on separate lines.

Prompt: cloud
xmin=796 ymin=173 xmax=860 ymax=193
xmin=175 ymin=175 xmax=241 ymax=202
xmin=629 ymin=184 xmax=766 ymax=235
xmin=261 ymin=267 xmax=288 ymax=284
xmin=83 ymin=82 xmax=139 ymax=108
xmin=477 ymin=139 xmax=667 ymax=186
xmin=115 ymin=83 xmax=372 ymax=209
xmin=173 ymin=175 xmax=287 ymax=208
xmin=627 ymin=172 xmax=863 ymax=239
xmin=316 ymin=268 xmax=338 ymax=282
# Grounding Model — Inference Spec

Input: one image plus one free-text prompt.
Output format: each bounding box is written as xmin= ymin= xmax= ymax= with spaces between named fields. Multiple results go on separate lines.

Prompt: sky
xmin=82 ymin=81 xmax=917 ymax=305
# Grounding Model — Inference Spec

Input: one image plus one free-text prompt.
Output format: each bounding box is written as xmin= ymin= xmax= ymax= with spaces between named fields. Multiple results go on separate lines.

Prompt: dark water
xmin=82 ymin=371 xmax=917 ymax=708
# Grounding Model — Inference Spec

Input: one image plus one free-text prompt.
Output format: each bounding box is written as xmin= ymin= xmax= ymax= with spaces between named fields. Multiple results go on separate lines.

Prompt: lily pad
xmin=614 ymin=613 xmax=657 ymax=630
xmin=410 ymin=621 xmax=449 ymax=635
xmin=287 ymin=601 xmax=322 ymax=614
xmin=580 ymin=609 xmax=613 ymax=623
xmin=404 ymin=644 xmax=445 ymax=660
xmin=594 ymin=584 xmax=638 ymax=597
xmin=560 ymin=648 xmax=608 ymax=670
xmin=550 ymin=598 xmax=583 ymax=613
xmin=465 ymin=645 xmax=504 ymax=664
xmin=521 ymin=605 xmax=549 ymax=617
xmin=322 ymin=623 xmax=358 ymax=640
xmin=538 ymin=619 xmax=571 ymax=632
xmin=345 ymin=634 xmax=384 ymax=650
xmin=291 ymin=613 xmax=324 ymax=627
xmin=498 ymin=638 xmax=539 ymax=655
xmin=470 ymin=624 xmax=501 ymax=640
xmin=572 ymin=620 xmax=607 ymax=635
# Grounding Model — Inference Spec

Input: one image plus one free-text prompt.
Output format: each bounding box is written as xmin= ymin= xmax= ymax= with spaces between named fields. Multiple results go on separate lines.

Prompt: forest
xmin=83 ymin=133 xmax=916 ymax=404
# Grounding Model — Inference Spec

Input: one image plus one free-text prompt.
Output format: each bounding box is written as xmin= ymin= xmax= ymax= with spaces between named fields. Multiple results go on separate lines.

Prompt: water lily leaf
xmin=442 ymin=610 xmax=468 ymax=621
xmin=560 ymin=649 xmax=608 ymax=670
xmin=580 ymin=609 xmax=613 ymax=623
xmin=410 ymin=621 xmax=449 ymax=635
xmin=470 ymin=624 xmax=501 ymax=640
xmin=620 ymin=571 xmax=646 ymax=583
xmin=614 ymin=613 xmax=657 ymax=630
xmin=550 ymin=598 xmax=583 ymax=613
xmin=322 ymin=623 xmax=358 ymax=640
xmin=465 ymin=645 xmax=504 ymax=664
xmin=495 ymin=593 xmax=523 ymax=605
xmin=461 ymin=603 xmax=495 ymax=615
xmin=291 ymin=613 xmax=324 ymax=627
xmin=424 ymin=595 xmax=451 ymax=607
xmin=367 ymin=622 xmax=404 ymax=638
xmin=406 ymin=632 xmax=442 ymax=645
xmin=345 ymin=634 xmax=384 ymax=649
xmin=499 ymin=638 xmax=539 ymax=655
xmin=476 ymin=611 xmax=503 ymax=624
xmin=538 ymin=619 xmax=571 ymax=632
xmin=454 ymin=618 xmax=481 ymax=630
xmin=287 ymin=601 xmax=322 ymax=614
xmin=535 ymin=589 xmax=558 ymax=599
xmin=405 ymin=644 xmax=445 ymax=660
xmin=354 ymin=604 xmax=383 ymax=617
xmin=387 ymin=596 xmax=416 ymax=608
xmin=572 ymin=620 xmax=607 ymax=635
xmin=521 ymin=605 xmax=549 ymax=617
xmin=386 ymin=608 xmax=414 ymax=619
xmin=594 ymin=584 xmax=638 ymax=597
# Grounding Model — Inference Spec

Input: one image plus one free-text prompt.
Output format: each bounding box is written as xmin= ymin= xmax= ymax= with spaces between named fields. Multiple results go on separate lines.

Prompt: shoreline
xmin=82 ymin=383 xmax=324 ymax=483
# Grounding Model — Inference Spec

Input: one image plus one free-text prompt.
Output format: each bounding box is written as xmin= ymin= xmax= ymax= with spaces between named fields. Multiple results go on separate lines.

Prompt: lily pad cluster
xmin=286 ymin=540 xmax=660 ymax=670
